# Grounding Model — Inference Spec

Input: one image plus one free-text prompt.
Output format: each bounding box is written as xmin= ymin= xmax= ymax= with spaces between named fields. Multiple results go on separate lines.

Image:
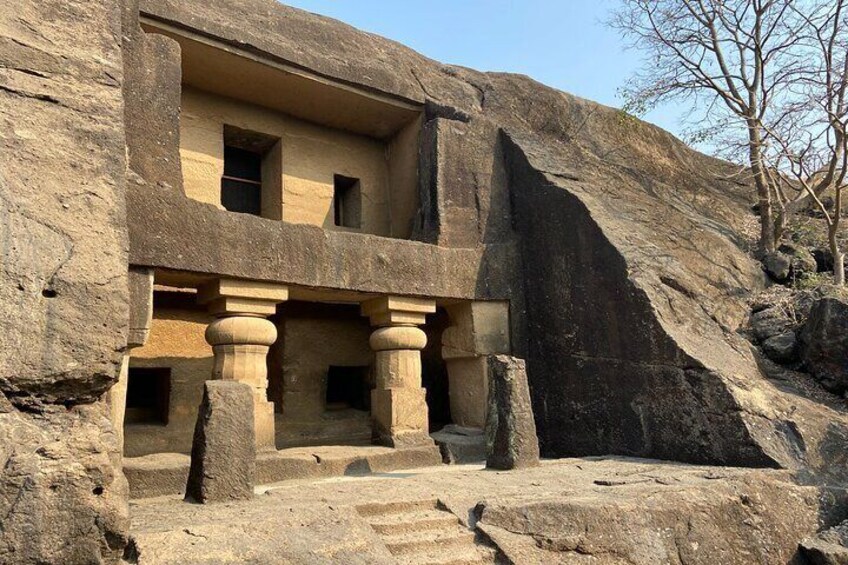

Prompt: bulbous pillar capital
xmin=205 ymin=316 xmax=277 ymax=348
xmin=369 ymin=326 xmax=427 ymax=351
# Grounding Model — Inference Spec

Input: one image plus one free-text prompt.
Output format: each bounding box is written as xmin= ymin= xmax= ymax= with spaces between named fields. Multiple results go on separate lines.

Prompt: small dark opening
xmin=125 ymin=367 xmax=171 ymax=425
xmin=221 ymin=146 xmax=262 ymax=216
xmin=333 ymin=175 xmax=362 ymax=229
xmin=326 ymin=365 xmax=369 ymax=411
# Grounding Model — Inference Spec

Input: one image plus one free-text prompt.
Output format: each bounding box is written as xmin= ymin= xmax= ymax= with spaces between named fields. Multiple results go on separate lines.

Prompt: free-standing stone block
xmin=486 ymin=355 xmax=540 ymax=470
xmin=185 ymin=381 xmax=256 ymax=503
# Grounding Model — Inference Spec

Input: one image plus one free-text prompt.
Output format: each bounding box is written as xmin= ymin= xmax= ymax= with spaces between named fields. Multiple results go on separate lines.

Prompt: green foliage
xmin=792 ymin=271 xmax=830 ymax=290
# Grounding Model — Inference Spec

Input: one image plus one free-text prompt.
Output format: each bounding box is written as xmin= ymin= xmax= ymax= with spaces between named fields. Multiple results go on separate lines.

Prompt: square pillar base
xmin=371 ymin=387 xmax=431 ymax=446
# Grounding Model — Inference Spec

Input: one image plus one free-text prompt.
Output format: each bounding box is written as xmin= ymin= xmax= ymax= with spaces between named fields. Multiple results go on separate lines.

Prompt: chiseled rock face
xmin=486 ymin=355 xmax=540 ymax=470
xmin=0 ymin=0 xmax=128 ymax=404
xmin=0 ymin=0 xmax=130 ymax=562
xmin=800 ymin=296 xmax=848 ymax=395
xmin=185 ymin=381 xmax=256 ymax=503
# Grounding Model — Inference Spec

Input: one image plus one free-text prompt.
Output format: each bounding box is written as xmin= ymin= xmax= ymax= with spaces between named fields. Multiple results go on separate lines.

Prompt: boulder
xmin=761 ymin=331 xmax=798 ymax=364
xmin=751 ymin=307 xmax=794 ymax=343
xmin=800 ymin=520 xmax=848 ymax=565
xmin=185 ymin=381 xmax=256 ymax=503
xmin=763 ymin=252 xmax=792 ymax=283
xmin=486 ymin=355 xmax=540 ymax=470
xmin=799 ymin=297 xmax=848 ymax=395
xmin=779 ymin=242 xmax=818 ymax=277
xmin=813 ymin=248 xmax=834 ymax=273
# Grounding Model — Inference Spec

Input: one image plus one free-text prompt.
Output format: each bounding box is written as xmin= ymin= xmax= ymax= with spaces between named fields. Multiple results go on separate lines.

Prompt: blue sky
xmin=282 ymin=0 xmax=683 ymax=138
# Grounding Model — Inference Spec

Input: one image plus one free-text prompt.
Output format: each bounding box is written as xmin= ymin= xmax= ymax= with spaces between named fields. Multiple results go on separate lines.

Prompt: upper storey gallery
xmin=143 ymin=18 xmax=424 ymax=240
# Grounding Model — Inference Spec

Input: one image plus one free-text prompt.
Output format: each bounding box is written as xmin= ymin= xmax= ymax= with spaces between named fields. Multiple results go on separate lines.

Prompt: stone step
xmin=383 ymin=527 xmax=476 ymax=555
xmin=369 ymin=509 xmax=461 ymax=535
xmin=403 ymin=543 xmax=498 ymax=565
xmin=356 ymin=498 xmax=439 ymax=517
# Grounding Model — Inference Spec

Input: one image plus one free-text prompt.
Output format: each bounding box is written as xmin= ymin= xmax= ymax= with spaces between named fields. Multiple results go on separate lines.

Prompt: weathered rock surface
xmin=762 ymin=331 xmax=798 ymax=364
xmin=764 ymin=251 xmax=793 ymax=282
xmin=185 ymin=381 xmax=256 ymax=503
xmin=0 ymin=0 xmax=129 ymax=404
xmin=801 ymin=520 xmax=848 ymax=565
xmin=0 ymin=0 xmax=131 ymax=561
xmin=800 ymin=296 xmax=848 ymax=395
xmin=781 ymin=242 xmax=818 ymax=278
xmin=763 ymin=243 xmax=817 ymax=283
xmin=129 ymin=459 xmax=834 ymax=565
xmin=0 ymin=397 xmax=129 ymax=564
xmin=4 ymin=0 xmax=848 ymax=557
xmin=751 ymin=306 xmax=795 ymax=343
xmin=432 ymin=425 xmax=487 ymax=464
xmin=477 ymin=471 xmax=820 ymax=564
xmin=486 ymin=355 xmax=539 ymax=470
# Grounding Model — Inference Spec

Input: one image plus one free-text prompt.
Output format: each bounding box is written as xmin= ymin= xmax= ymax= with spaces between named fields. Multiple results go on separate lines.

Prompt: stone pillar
xmin=110 ymin=267 xmax=154 ymax=458
xmin=442 ymin=301 xmax=510 ymax=429
xmin=198 ymin=279 xmax=288 ymax=451
xmin=361 ymin=296 xmax=436 ymax=447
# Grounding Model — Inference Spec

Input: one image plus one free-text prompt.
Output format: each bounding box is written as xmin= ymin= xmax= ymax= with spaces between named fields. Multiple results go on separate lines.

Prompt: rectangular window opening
xmin=125 ymin=367 xmax=171 ymax=425
xmin=221 ymin=125 xmax=281 ymax=218
xmin=333 ymin=175 xmax=362 ymax=229
xmin=326 ymin=365 xmax=370 ymax=411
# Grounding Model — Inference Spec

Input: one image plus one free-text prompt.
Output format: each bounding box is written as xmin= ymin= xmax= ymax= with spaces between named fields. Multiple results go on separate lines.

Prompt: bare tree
xmin=611 ymin=0 xmax=848 ymax=284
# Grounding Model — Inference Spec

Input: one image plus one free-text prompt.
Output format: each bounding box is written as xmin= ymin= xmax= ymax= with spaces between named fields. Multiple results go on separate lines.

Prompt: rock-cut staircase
xmin=356 ymin=499 xmax=500 ymax=565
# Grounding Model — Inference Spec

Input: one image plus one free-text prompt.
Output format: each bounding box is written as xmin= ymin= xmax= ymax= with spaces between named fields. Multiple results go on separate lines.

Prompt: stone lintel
xmin=361 ymin=296 xmax=436 ymax=326
xmin=198 ymin=278 xmax=289 ymax=316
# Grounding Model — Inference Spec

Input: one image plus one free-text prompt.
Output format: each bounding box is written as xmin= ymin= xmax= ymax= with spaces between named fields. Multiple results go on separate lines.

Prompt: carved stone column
xmin=362 ymin=296 xmax=436 ymax=447
xmin=199 ymin=279 xmax=288 ymax=450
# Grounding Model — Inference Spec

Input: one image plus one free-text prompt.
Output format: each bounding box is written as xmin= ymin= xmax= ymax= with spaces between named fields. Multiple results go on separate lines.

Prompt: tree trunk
xmin=748 ymin=121 xmax=775 ymax=252
xmin=830 ymin=226 xmax=845 ymax=286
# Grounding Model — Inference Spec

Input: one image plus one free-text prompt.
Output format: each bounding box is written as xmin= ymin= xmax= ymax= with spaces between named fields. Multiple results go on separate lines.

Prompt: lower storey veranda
xmin=116 ymin=276 xmax=509 ymax=459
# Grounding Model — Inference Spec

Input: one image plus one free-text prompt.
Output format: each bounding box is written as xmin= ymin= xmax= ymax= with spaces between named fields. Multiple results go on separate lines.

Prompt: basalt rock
xmin=764 ymin=252 xmax=793 ymax=283
xmin=800 ymin=296 xmax=848 ymax=395
xmin=4 ymin=0 xmax=848 ymax=557
xmin=0 ymin=0 xmax=130 ymax=561
xmin=780 ymin=242 xmax=818 ymax=278
xmin=800 ymin=520 xmax=848 ymax=565
xmin=762 ymin=331 xmax=798 ymax=364
xmin=486 ymin=355 xmax=540 ymax=470
xmin=185 ymin=381 xmax=256 ymax=503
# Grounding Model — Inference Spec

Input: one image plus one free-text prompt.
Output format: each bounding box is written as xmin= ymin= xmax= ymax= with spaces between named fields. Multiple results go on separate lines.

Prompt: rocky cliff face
xmin=138 ymin=0 xmax=848 ymax=481
xmin=0 ymin=1 xmax=130 ymax=562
